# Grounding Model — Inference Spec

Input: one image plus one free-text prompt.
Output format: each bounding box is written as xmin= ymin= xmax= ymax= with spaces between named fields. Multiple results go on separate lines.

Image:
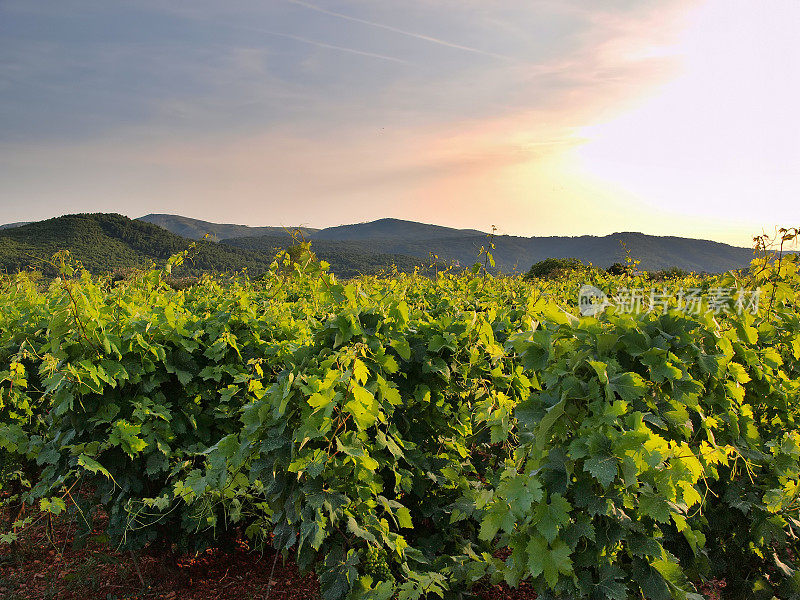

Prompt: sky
xmin=1 ymin=0 xmax=798 ymax=247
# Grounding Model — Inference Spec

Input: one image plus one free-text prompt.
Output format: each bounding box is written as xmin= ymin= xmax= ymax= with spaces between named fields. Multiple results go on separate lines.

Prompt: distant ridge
xmin=313 ymin=218 xmax=486 ymax=241
xmin=137 ymin=214 xmax=316 ymax=241
xmin=140 ymin=214 xmax=755 ymax=272
xmin=0 ymin=222 xmax=30 ymax=230
xmin=227 ymin=220 xmax=756 ymax=273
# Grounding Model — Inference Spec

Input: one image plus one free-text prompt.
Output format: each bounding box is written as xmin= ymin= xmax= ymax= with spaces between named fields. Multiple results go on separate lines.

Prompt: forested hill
xmin=221 ymin=235 xmax=430 ymax=277
xmin=0 ymin=214 xmax=427 ymax=278
xmin=0 ymin=213 xmax=273 ymax=276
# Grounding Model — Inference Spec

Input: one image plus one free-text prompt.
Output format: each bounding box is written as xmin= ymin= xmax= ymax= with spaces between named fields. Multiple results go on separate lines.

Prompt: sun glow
xmin=575 ymin=0 xmax=800 ymax=245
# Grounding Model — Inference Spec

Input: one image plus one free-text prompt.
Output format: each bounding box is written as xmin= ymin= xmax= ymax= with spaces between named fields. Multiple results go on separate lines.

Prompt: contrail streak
xmin=288 ymin=0 xmax=511 ymax=61
xmin=262 ymin=29 xmax=411 ymax=64
xmin=234 ymin=24 xmax=411 ymax=64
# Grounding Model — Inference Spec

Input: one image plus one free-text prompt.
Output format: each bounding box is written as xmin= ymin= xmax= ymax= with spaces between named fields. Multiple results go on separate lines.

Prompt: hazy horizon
xmin=1 ymin=1 xmax=798 ymax=247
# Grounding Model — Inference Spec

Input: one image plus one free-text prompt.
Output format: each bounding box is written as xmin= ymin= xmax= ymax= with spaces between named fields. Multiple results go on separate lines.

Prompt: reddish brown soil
xmin=0 ymin=505 xmax=536 ymax=600
xmin=2 ymin=501 xmax=726 ymax=600
xmin=0 ymin=505 xmax=319 ymax=600
xmin=473 ymin=580 xmax=538 ymax=600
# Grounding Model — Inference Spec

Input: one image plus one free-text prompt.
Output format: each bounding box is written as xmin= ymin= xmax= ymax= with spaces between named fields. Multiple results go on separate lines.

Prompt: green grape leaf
xmin=396 ymin=506 xmax=413 ymax=529
xmin=608 ymin=371 xmax=647 ymax=402
xmin=584 ymin=454 xmax=618 ymax=488
xmin=534 ymin=493 xmax=572 ymax=543
xmin=527 ymin=536 xmax=573 ymax=587
xmin=77 ymin=454 xmax=112 ymax=480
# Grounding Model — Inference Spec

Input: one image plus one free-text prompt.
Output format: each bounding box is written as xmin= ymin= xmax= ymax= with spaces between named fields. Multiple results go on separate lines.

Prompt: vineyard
xmin=2 ymin=240 xmax=800 ymax=600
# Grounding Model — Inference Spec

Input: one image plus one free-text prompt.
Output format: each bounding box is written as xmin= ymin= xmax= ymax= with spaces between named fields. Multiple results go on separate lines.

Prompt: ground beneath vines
xmin=0 ymin=505 xmax=540 ymax=600
xmin=0 ymin=503 xmax=319 ymax=600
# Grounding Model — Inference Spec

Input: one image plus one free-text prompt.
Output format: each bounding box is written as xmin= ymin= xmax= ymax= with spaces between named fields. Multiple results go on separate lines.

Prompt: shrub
xmin=649 ymin=266 xmax=691 ymax=280
xmin=606 ymin=262 xmax=633 ymax=276
xmin=525 ymin=257 xmax=586 ymax=280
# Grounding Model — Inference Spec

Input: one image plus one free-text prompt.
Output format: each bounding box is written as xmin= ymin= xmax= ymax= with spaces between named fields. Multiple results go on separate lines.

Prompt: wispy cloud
xmin=287 ymin=0 xmax=512 ymax=61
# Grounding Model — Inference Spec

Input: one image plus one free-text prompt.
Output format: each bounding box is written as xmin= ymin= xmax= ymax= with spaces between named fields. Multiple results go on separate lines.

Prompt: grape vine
xmin=1 ymin=240 xmax=799 ymax=599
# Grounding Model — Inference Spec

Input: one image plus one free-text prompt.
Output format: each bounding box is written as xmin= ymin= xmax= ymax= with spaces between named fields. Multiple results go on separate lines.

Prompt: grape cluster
xmin=364 ymin=545 xmax=393 ymax=582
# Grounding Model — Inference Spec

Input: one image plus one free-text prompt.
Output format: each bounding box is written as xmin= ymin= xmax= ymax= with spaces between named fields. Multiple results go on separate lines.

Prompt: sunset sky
xmin=1 ymin=0 xmax=798 ymax=246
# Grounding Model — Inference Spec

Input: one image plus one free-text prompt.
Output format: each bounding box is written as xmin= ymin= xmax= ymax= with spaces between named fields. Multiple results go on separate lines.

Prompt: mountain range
xmin=0 ymin=212 xmax=758 ymax=277
xmin=0 ymin=214 xmax=426 ymax=278
xmin=136 ymin=214 xmax=757 ymax=272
